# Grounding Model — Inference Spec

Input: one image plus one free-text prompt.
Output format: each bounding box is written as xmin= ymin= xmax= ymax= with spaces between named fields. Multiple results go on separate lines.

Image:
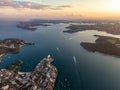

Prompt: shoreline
xmin=0 ymin=55 xmax=58 ymax=89
xmin=0 ymin=54 xmax=4 ymax=58
xmin=81 ymin=35 xmax=120 ymax=57
xmin=63 ymin=23 xmax=120 ymax=35
xmin=0 ymin=54 xmax=5 ymax=62
xmin=0 ymin=38 xmax=34 ymax=62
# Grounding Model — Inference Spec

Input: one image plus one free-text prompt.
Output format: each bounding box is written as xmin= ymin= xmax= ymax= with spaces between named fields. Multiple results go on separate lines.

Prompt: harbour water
xmin=1 ymin=20 xmax=120 ymax=90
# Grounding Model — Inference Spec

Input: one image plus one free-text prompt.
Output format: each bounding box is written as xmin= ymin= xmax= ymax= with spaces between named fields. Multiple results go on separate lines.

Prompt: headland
xmin=17 ymin=21 xmax=51 ymax=31
xmin=0 ymin=38 xmax=34 ymax=62
xmin=64 ymin=23 xmax=120 ymax=35
xmin=0 ymin=55 xmax=57 ymax=90
xmin=81 ymin=35 xmax=120 ymax=57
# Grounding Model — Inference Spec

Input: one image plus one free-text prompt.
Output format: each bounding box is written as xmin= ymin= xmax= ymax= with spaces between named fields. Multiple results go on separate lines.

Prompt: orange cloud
xmin=0 ymin=0 xmax=51 ymax=10
xmin=0 ymin=0 xmax=72 ymax=10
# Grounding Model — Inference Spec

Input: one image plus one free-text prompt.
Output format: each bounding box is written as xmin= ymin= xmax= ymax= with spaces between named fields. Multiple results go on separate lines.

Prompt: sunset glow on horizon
xmin=0 ymin=0 xmax=120 ymax=19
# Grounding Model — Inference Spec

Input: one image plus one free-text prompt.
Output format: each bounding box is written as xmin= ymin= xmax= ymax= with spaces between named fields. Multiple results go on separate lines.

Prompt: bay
xmin=1 ymin=20 xmax=120 ymax=90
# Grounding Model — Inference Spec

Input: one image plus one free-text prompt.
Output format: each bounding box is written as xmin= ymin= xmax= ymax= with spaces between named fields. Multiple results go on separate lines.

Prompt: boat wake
xmin=73 ymin=56 xmax=77 ymax=64
xmin=69 ymin=38 xmax=73 ymax=40
xmin=56 ymin=47 xmax=60 ymax=52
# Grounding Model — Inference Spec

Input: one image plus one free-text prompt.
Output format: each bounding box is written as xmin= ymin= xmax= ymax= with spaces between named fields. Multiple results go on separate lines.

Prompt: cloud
xmin=51 ymin=5 xmax=72 ymax=10
xmin=57 ymin=5 xmax=72 ymax=8
xmin=0 ymin=0 xmax=72 ymax=10
xmin=0 ymin=0 xmax=51 ymax=10
xmin=0 ymin=0 xmax=13 ymax=7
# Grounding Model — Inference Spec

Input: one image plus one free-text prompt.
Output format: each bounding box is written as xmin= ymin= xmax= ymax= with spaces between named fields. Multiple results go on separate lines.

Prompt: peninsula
xmin=17 ymin=21 xmax=51 ymax=31
xmin=0 ymin=38 xmax=34 ymax=62
xmin=63 ymin=22 xmax=120 ymax=35
xmin=81 ymin=35 xmax=120 ymax=57
xmin=0 ymin=55 xmax=57 ymax=90
xmin=17 ymin=22 xmax=37 ymax=31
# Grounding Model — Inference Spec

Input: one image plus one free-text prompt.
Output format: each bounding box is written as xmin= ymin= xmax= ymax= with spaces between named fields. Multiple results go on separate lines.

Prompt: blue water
xmin=1 ymin=20 xmax=120 ymax=90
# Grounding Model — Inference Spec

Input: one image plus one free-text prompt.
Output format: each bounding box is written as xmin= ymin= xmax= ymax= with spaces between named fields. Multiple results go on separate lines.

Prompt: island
xmin=80 ymin=35 xmax=120 ymax=57
xmin=63 ymin=22 xmax=120 ymax=35
xmin=0 ymin=38 xmax=34 ymax=62
xmin=0 ymin=55 xmax=57 ymax=90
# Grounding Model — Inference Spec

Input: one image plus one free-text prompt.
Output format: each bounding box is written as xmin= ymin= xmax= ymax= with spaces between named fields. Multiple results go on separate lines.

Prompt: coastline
xmin=0 ymin=54 xmax=4 ymax=58
xmin=0 ymin=55 xmax=58 ymax=90
xmin=0 ymin=38 xmax=34 ymax=62
xmin=0 ymin=54 xmax=5 ymax=62
xmin=63 ymin=23 xmax=120 ymax=35
xmin=81 ymin=35 xmax=120 ymax=57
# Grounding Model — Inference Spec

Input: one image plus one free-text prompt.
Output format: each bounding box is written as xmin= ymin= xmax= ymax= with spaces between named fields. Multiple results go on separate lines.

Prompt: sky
xmin=0 ymin=0 xmax=120 ymax=19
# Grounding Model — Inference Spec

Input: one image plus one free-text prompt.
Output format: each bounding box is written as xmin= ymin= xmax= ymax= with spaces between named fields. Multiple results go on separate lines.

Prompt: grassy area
xmin=81 ymin=36 xmax=120 ymax=57
xmin=107 ymin=39 xmax=117 ymax=44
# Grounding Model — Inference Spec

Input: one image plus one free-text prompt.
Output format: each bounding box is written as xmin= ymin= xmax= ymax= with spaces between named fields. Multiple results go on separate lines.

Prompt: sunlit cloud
xmin=50 ymin=5 xmax=72 ymax=10
xmin=0 ymin=0 xmax=120 ymax=19
xmin=0 ymin=0 xmax=75 ymax=19
xmin=0 ymin=0 xmax=51 ymax=10
xmin=0 ymin=0 xmax=72 ymax=10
